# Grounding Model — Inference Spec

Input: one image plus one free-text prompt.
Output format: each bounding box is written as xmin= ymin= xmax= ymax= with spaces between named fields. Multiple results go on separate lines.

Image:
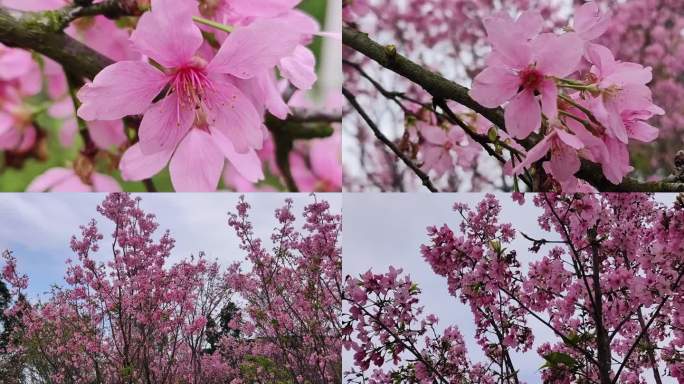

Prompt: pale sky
xmin=342 ymin=193 xmax=678 ymax=383
xmin=0 ymin=193 xmax=341 ymax=300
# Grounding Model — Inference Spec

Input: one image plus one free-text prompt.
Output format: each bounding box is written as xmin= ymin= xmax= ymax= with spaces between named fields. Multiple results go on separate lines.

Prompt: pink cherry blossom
xmin=470 ymin=19 xmax=584 ymax=138
xmin=1 ymin=193 xmax=341 ymax=382
xmin=420 ymin=124 xmax=479 ymax=177
xmin=77 ymin=0 xmax=301 ymax=190
xmin=346 ymin=193 xmax=684 ymax=383
xmin=344 ymin=0 xmax=674 ymax=192
xmin=27 ymin=167 xmax=121 ymax=192
xmin=572 ymin=2 xmax=611 ymax=42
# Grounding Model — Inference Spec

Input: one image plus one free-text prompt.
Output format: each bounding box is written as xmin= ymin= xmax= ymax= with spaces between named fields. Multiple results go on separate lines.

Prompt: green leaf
xmin=541 ymin=351 xmax=577 ymax=369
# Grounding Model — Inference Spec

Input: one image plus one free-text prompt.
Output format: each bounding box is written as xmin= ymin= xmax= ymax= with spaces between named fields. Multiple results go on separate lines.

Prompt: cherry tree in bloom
xmin=0 ymin=192 xmax=341 ymax=383
xmin=0 ymin=0 xmax=341 ymax=192
xmin=344 ymin=193 xmax=684 ymax=383
xmin=343 ymin=0 xmax=684 ymax=193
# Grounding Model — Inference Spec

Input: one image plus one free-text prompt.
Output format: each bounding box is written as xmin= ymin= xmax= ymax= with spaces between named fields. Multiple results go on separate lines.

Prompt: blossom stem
xmin=557 ymin=82 xmax=599 ymax=92
xmin=558 ymin=94 xmax=602 ymax=127
xmin=558 ymin=110 xmax=600 ymax=135
xmin=192 ymin=16 xmax=234 ymax=33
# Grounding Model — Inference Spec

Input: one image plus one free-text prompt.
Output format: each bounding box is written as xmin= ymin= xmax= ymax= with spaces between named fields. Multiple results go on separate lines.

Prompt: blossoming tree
xmin=0 ymin=0 xmax=342 ymax=192
xmin=0 ymin=192 xmax=342 ymax=383
xmin=343 ymin=0 xmax=684 ymax=193
xmin=343 ymin=193 xmax=684 ymax=383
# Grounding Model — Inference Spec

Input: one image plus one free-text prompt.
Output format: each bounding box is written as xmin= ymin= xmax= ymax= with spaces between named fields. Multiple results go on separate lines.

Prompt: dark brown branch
xmin=56 ymin=0 xmax=141 ymax=29
xmin=0 ymin=7 xmax=113 ymax=81
xmin=343 ymin=26 xmax=505 ymax=130
xmin=576 ymin=162 xmax=684 ymax=192
xmin=265 ymin=114 xmax=335 ymax=192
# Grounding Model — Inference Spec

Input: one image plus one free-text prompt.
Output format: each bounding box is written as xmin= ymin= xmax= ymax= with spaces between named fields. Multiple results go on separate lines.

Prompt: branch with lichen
xmin=0 ymin=2 xmax=338 ymax=192
xmin=343 ymin=25 xmax=684 ymax=192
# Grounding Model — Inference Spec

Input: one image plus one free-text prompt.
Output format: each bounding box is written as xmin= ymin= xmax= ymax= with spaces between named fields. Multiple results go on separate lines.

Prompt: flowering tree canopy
xmin=0 ymin=192 xmax=342 ymax=383
xmin=343 ymin=193 xmax=684 ymax=383
xmin=343 ymin=0 xmax=684 ymax=193
xmin=0 ymin=0 xmax=342 ymax=192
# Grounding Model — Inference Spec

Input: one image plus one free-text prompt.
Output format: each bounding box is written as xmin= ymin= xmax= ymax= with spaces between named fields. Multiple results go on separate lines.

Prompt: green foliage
xmin=0 ymin=281 xmax=24 ymax=383
xmin=541 ymin=351 xmax=578 ymax=372
xmin=240 ymin=355 xmax=294 ymax=383
xmin=205 ymin=301 xmax=241 ymax=354
xmin=298 ymin=0 xmax=328 ymax=72
xmin=0 ymin=279 xmax=11 ymax=350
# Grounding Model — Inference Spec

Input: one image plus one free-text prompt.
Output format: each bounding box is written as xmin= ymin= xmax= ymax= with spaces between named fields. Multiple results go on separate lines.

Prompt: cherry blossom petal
xmin=16 ymin=125 xmax=36 ymax=152
xmin=545 ymin=145 xmax=580 ymax=182
xmin=539 ymin=79 xmax=558 ymax=119
xmin=574 ymin=2 xmax=611 ymax=41
xmin=279 ymin=45 xmax=317 ymax=90
xmin=89 ymin=120 xmax=127 ymax=149
xmin=205 ymin=75 xmax=263 ymax=153
xmin=234 ymin=72 xmax=290 ymax=119
xmin=59 ymin=118 xmax=78 ymax=147
xmin=515 ymin=11 xmax=544 ymax=39
xmin=604 ymin=62 xmax=652 ymax=87
xmin=470 ymin=67 xmax=520 ymax=108
xmin=169 ymin=130 xmax=224 ymax=191
xmin=209 ymin=128 xmax=264 ymax=183
xmin=483 ymin=15 xmax=533 ymax=68
xmin=230 ymin=0 xmax=301 ymax=17
xmin=138 ymin=93 xmax=194 ymax=155
xmin=603 ymin=99 xmax=629 ymax=143
xmin=627 ymin=121 xmax=659 ymax=143
xmin=504 ymin=89 xmax=540 ymax=139
xmin=585 ymin=43 xmax=616 ymax=75
xmin=207 ymin=19 xmax=301 ymax=78
xmin=600 ymin=137 xmax=632 ymax=184
xmin=421 ymin=125 xmax=448 ymax=145
xmin=556 ymin=129 xmax=584 ymax=150
xmin=0 ymin=111 xmax=12 ymax=136
xmin=91 ymin=174 xmax=123 ymax=192
xmin=0 ymin=48 xmax=32 ymax=80
xmin=310 ymin=133 xmax=342 ymax=188
xmin=511 ymin=133 xmax=553 ymax=175
xmin=129 ymin=0 xmax=202 ymax=67
xmin=77 ymin=61 xmax=167 ymax=121
xmin=26 ymin=168 xmax=74 ymax=192
xmin=422 ymin=145 xmax=449 ymax=176
xmin=0 ymin=125 xmax=21 ymax=150
xmin=49 ymin=175 xmax=92 ymax=192
xmin=534 ymin=32 xmax=584 ymax=77
xmin=119 ymin=143 xmax=173 ymax=181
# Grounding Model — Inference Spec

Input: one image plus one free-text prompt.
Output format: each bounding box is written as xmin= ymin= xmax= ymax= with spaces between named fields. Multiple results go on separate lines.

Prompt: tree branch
xmin=343 ymin=25 xmax=684 ymax=192
xmin=343 ymin=26 xmax=505 ymax=130
xmin=343 ymin=87 xmax=438 ymax=192
xmin=0 ymin=6 xmax=115 ymax=81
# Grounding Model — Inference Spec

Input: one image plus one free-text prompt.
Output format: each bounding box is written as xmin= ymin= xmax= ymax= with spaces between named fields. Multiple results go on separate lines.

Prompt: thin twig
xmin=343 ymin=87 xmax=437 ymax=192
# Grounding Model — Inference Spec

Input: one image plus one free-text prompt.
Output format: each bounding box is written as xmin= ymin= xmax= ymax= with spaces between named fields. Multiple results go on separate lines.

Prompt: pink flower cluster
xmin=343 ymin=0 xmax=679 ymax=192
xmin=343 ymin=267 xmax=493 ymax=383
xmin=0 ymin=193 xmax=342 ymax=383
xmin=0 ymin=0 xmax=341 ymax=192
xmin=599 ymin=0 xmax=684 ymax=173
xmin=226 ymin=195 xmax=342 ymax=382
xmin=78 ymin=0 xmax=310 ymax=191
xmin=346 ymin=193 xmax=684 ymax=382
xmin=470 ymin=2 xmax=663 ymax=191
